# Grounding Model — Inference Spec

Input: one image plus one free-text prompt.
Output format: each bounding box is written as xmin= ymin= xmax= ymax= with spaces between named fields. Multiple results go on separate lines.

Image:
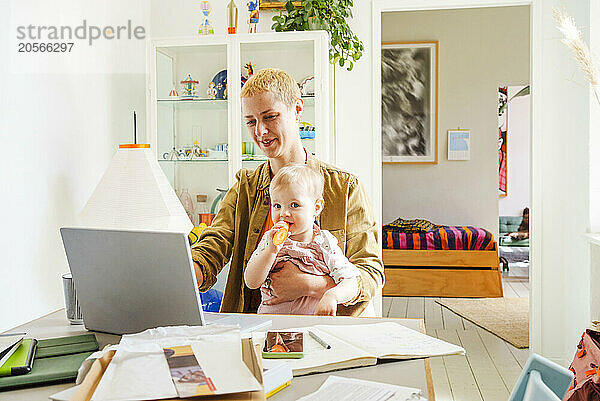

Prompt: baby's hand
xmin=315 ymin=292 xmax=338 ymax=316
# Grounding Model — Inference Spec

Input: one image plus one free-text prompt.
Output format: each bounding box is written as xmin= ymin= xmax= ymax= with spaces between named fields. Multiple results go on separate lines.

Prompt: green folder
xmin=0 ymin=334 xmax=98 ymax=390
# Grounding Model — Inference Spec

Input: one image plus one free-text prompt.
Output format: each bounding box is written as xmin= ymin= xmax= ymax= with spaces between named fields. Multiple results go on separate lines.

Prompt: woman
xmin=191 ymin=68 xmax=383 ymax=316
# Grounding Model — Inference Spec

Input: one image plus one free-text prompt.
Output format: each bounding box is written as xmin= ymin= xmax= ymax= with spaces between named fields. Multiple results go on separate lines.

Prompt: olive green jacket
xmin=190 ymin=155 xmax=384 ymax=316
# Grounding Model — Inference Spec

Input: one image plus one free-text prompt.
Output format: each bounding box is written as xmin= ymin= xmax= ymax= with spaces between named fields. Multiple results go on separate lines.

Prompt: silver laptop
xmin=60 ymin=227 xmax=205 ymax=335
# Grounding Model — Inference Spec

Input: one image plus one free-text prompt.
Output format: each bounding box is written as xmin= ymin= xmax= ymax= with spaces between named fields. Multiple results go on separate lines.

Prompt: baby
xmin=244 ymin=164 xmax=360 ymax=316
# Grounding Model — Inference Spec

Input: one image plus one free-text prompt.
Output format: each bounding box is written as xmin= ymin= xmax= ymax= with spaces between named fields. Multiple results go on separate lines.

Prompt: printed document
xmin=297 ymin=376 xmax=426 ymax=401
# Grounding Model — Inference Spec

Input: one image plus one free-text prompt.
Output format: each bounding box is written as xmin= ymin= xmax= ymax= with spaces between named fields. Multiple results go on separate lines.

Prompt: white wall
xmin=0 ymin=1 xmax=148 ymax=332
xmin=380 ymin=7 xmax=530 ymax=235
xmin=499 ymin=85 xmax=530 ymax=217
xmin=530 ymin=0 xmax=592 ymax=366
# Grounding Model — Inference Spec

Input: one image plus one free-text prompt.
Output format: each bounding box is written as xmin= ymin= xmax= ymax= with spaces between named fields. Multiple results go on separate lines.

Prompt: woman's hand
xmin=314 ymin=292 xmax=338 ymax=316
xmin=262 ymin=261 xmax=336 ymax=305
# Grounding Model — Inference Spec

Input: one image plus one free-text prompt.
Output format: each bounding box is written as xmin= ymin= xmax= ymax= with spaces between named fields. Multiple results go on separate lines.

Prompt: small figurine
xmin=227 ymin=0 xmax=238 ymax=34
xmin=207 ymin=81 xmax=217 ymax=99
xmin=168 ymin=88 xmax=179 ymax=98
xmin=180 ymin=74 xmax=199 ymax=99
xmin=248 ymin=0 xmax=259 ymax=33
xmin=241 ymin=62 xmax=255 ymax=86
xmin=199 ymin=1 xmax=214 ymax=35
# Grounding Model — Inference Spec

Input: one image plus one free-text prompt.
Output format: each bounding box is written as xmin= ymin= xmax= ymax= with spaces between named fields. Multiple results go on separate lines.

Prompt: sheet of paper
xmin=448 ymin=129 xmax=471 ymax=160
xmin=316 ymin=322 xmax=465 ymax=359
xmin=253 ymin=328 xmax=375 ymax=376
xmin=297 ymin=376 xmax=426 ymax=401
xmin=0 ymin=333 xmax=25 ymax=366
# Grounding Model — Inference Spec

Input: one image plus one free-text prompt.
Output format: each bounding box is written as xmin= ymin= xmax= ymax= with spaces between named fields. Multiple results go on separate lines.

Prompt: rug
xmin=436 ymin=297 xmax=529 ymax=348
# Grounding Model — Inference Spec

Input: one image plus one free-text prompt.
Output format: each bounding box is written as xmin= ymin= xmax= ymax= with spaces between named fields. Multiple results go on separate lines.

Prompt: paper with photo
xmin=91 ymin=325 xmax=261 ymax=401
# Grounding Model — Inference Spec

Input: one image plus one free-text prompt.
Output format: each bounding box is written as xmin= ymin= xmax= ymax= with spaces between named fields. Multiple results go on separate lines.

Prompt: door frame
xmin=371 ymin=0 xmax=541 ymax=354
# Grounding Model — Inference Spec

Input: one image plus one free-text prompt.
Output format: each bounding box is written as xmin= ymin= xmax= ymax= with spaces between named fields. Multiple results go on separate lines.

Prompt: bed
xmin=382 ymin=219 xmax=503 ymax=298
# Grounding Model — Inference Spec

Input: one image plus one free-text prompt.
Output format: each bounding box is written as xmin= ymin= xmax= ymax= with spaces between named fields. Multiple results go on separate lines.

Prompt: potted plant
xmin=271 ymin=0 xmax=363 ymax=71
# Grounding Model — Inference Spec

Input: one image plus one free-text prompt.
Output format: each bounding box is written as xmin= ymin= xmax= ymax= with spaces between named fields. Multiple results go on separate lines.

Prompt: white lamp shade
xmin=80 ymin=145 xmax=193 ymax=233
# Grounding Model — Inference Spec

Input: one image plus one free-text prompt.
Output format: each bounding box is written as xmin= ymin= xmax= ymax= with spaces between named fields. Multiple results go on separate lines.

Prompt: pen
xmin=308 ymin=330 xmax=331 ymax=349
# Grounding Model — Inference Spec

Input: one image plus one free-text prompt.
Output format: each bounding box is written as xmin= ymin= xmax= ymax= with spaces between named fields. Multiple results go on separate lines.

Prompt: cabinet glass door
xmin=155 ymin=44 xmax=229 ymax=226
xmin=239 ymin=40 xmax=317 ymax=171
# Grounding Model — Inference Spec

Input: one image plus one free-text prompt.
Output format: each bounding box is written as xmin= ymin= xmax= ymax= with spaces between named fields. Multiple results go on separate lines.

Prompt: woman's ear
xmin=314 ymin=198 xmax=324 ymax=217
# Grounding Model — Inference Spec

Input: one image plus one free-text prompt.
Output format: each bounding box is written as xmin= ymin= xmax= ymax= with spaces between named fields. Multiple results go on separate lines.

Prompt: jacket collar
xmin=257 ymin=162 xmax=271 ymax=191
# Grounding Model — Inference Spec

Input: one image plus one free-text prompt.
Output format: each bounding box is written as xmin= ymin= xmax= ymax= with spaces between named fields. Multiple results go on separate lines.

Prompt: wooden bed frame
xmin=382 ymin=243 xmax=503 ymax=298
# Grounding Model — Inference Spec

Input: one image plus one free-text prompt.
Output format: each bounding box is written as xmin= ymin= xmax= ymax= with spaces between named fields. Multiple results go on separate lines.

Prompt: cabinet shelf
xmin=159 ymin=158 xmax=228 ymax=163
xmin=242 ymin=156 xmax=268 ymax=162
xmin=157 ymin=98 xmax=228 ymax=110
xmin=157 ymin=98 xmax=227 ymax=103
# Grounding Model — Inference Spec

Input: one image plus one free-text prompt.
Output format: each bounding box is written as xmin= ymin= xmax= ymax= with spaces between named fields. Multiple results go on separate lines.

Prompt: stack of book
xmin=0 ymin=333 xmax=98 ymax=390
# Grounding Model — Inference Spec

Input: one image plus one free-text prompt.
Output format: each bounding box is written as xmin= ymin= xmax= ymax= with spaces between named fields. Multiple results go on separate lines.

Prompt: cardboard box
xmin=71 ymin=339 xmax=265 ymax=401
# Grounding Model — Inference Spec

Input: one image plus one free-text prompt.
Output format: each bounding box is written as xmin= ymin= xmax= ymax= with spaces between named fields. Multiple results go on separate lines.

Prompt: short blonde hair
xmin=240 ymin=68 xmax=300 ymax=108
xmin=270 ymin=164 xmax=324 ymax=200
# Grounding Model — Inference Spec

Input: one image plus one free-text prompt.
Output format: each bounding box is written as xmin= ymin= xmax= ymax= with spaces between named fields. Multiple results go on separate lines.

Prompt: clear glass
xmin=240 ymin=40 xmax=318 ymax=163
xmin=156 ymin=44 xmax=230 ymax=220
xmin=62 ymin=273 xmax=84 ymax=325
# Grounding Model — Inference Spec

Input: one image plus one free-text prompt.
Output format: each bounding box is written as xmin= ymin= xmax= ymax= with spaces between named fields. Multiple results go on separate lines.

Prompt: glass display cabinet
xmin=147 ymin=31 xmax=331 ymax=225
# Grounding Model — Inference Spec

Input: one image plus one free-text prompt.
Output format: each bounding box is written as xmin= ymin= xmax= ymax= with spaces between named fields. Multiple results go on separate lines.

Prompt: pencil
xmin=308 ymin=330 xmax=331 ymax=349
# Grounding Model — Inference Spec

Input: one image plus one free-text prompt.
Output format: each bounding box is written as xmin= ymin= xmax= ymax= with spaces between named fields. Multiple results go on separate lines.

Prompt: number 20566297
xmin=18 ymin=42 xmax=74 ymax=52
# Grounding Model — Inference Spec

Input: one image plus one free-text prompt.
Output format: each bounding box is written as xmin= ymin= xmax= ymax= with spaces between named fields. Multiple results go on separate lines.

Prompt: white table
xmin=2 ymin=310 xmax=435 ymax=400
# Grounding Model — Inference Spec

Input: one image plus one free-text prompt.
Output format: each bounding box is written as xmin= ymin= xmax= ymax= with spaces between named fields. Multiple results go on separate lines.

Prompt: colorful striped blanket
xmin=383 ymin=223 xmax=495 ymax=251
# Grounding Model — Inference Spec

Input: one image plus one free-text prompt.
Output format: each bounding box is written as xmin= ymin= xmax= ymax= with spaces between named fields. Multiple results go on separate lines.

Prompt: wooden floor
xmin=384 ymin=267 xmax=530 ymax=401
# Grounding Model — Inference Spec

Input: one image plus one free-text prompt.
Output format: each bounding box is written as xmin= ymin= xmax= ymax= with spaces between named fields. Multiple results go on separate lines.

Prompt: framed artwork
xmin=448 ymin=129 xmax=470 ymax=161
xmin=498 ymin=86 xmax=508 ymax=197
xmin=381 ymin=41 xmax=438 ymax=164
xmin=260 ymin=1 xmax=301 ymax=9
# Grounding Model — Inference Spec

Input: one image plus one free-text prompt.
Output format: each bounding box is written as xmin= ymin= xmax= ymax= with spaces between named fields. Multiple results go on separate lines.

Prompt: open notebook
xmin=253 ymin=322 xmax=465 ymax=376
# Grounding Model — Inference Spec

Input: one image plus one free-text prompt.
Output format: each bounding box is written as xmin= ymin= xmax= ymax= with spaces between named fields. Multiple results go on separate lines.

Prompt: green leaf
xmin=510 ymin=85 xmax=530 ymax=100
xmin=339 ymin=58 xmax=345 ymax=67
xmin=305 ymin=1 xmax=313 ymax=11
xmin=286 ymin=0 xmax=295 ymax=13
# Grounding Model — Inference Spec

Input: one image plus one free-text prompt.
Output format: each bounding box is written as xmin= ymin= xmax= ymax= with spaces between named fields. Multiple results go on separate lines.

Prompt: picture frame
xmin=381 ymin=41 xmax=438 ymax=164
xmin=498 ymin=86 xmax=508 ymax=197
xmin=259 ymin=1 xmax=301 ymax=9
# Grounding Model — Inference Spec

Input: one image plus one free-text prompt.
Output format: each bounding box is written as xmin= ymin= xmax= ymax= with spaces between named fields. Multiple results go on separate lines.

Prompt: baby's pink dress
xmin=250 ymin=225 xmax=359 ymax=315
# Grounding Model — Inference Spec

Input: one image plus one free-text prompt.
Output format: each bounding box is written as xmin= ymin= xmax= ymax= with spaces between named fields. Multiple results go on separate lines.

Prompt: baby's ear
xmin=314 ymin=198 xmax=324 ymax=216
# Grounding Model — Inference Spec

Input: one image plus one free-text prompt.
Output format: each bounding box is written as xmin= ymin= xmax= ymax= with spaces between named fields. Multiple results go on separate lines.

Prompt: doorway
xmin=374 ymin=3 xmax=534 ymax=399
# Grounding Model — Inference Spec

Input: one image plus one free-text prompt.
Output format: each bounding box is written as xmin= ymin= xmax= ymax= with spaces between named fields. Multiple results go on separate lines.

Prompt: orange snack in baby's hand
xmin=273 ymin=222 xmax=289 ymax=245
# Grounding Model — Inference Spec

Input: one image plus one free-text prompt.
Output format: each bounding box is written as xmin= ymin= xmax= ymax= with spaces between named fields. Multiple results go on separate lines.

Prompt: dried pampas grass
xmin=553 ymin=7 xmax=600 ymax=104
